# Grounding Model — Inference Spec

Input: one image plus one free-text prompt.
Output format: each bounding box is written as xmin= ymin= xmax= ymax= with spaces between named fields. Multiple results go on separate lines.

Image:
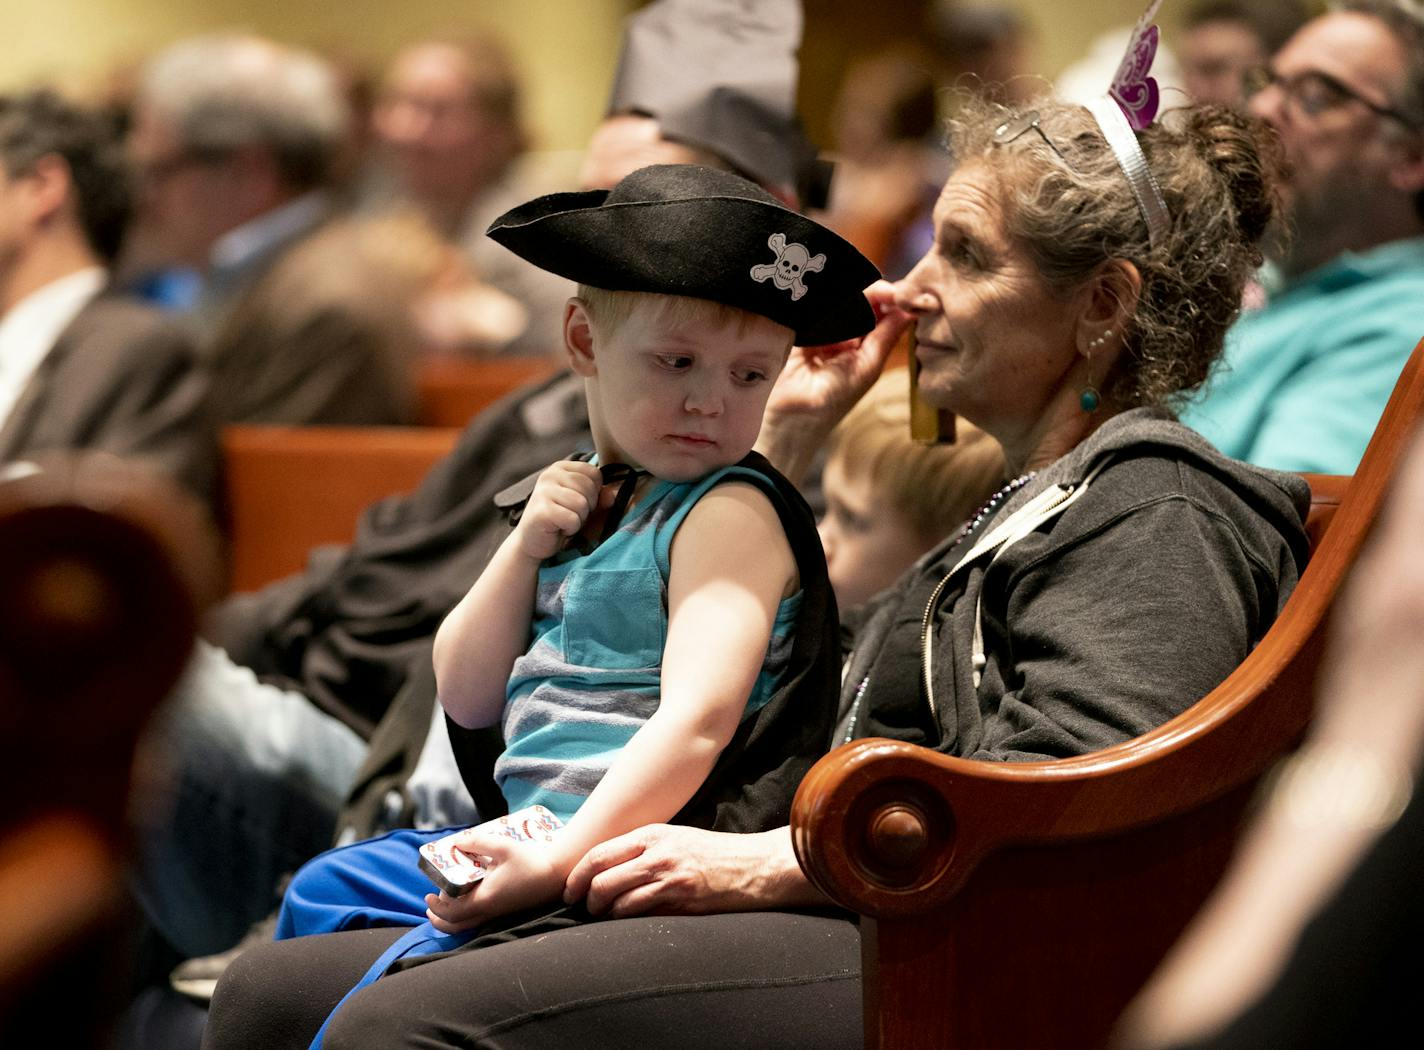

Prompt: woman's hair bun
xmin=1181 ymin=104 xmax=1284 ymax=248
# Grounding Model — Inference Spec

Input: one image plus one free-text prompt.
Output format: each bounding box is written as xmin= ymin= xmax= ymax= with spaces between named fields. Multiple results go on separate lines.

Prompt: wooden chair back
xmin=0 ymin=459 xmax=218 ymax=1041
xmin=222 ymin=425 xmax=460 ymax=592
xmin=791 ymin=335 xmax=1424 ymax=1050
xmin=415 ymin=356 xmax=560 ymax=428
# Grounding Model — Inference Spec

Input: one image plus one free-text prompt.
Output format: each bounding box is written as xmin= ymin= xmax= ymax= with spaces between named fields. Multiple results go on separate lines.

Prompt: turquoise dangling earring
xmin=1080 ymin=329 xmax=1111 ymax=413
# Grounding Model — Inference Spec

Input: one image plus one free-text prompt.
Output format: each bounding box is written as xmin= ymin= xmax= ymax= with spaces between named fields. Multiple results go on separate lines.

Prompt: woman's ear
xmin=1075 ymin=259 xmax=1142 ymax=358
xmin=563 ymin=298 xmax=598 ymax=377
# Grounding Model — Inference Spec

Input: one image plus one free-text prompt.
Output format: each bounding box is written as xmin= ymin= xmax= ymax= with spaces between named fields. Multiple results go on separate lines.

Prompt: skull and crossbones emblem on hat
xmin=750 ymin=232 xmax=825 ymax=301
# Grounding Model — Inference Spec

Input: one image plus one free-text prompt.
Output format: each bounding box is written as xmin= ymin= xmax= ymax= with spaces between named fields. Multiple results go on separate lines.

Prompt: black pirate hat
xmin=486 ymin=164 xmax=879 ymax=346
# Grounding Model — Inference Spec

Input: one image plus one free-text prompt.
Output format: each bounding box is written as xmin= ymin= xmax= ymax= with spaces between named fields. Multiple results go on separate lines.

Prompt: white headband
xmin=1084 ymin=95 xmax=1169 ymax=249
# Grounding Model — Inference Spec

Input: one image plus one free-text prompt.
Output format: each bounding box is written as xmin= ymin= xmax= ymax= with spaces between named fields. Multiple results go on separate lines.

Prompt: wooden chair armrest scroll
xmin=791 ymin=338 xmax=1424 ymax=1050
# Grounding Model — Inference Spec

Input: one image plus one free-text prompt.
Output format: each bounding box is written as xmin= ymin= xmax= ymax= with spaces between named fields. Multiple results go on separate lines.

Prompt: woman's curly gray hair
xmin=946 ymin=94 xmax=1284 ymax=412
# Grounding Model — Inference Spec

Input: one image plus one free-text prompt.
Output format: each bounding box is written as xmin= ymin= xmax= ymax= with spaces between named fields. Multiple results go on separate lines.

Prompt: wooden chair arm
xmin=0 ymin=451 xmax=222 ymax=729
xmin=0 ymin=456 xmax=221 ymax=1029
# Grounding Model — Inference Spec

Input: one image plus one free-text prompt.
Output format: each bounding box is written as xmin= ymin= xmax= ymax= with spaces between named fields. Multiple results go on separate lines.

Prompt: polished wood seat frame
xmin=415 ymin=356 xmax=558 ymax=428
xmin=791 ymin=336 xmax=1424 ymax=1049
xmin=0 ymin=461 xmax=218 ymax=1037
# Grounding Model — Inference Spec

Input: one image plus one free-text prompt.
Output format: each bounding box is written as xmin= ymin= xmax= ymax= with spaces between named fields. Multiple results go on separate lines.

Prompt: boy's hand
xmin=513 ymin=460 xmax=603 ymax=561
xmin=424 ymin=831 xmax=567 ymax=933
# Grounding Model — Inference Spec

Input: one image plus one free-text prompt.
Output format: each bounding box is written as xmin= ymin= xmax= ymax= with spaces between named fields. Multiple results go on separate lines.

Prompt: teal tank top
xmin=492 ymin=464 xmax=802 ymax=822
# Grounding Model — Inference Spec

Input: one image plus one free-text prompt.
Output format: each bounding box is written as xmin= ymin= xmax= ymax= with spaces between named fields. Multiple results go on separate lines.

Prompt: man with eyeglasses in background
xmin=1180 ymin=0 xmax=1424 ymax=474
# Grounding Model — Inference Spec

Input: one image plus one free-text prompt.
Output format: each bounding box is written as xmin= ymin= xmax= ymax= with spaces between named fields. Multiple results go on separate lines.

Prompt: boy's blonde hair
xmin=576 ymin=285 xmax=795 ymax=350
xmin=827 ymin=370 xmax=1005 ymax=539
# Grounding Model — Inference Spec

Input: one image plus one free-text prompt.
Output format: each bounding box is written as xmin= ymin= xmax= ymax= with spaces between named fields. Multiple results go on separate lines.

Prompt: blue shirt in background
xmin=1180 ymin=236 xmax=1424 ymax=474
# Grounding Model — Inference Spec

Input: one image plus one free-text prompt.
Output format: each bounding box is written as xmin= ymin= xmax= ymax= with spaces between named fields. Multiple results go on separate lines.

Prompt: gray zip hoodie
xmin=839 ymin=407 xmax=1312 ymax=761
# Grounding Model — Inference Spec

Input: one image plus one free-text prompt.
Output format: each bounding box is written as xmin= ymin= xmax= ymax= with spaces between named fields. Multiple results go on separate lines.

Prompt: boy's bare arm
xmin=433 ymin=460 xmax=602 ymax=729
xmin=553 ymin=481 xmax=797 ymax=864
xmin=425 ymin=481 xmax=797 ymax=930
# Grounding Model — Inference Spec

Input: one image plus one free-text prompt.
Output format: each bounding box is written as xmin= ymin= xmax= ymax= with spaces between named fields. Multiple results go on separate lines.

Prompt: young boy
xmin=271 ymin=164 xmax=879 ymax=947
xmin=818 ymin=371 xmax=1005 ymax=610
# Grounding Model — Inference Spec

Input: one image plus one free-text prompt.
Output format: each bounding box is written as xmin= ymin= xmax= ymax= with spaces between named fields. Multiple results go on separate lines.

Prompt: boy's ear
xmin=562 ymin=298 xmax=598 ymax=377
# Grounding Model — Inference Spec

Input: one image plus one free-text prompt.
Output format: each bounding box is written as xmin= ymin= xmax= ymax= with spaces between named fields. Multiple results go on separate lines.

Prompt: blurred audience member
xmin=1179 ymin=1 xmax=1309 ymax=107
xmin=819 ymin=371 xmax=1003 ymax=610
xmin=1180 ymin=1 xmax=1424 ymax=473
xmin=825 ymin=4 xmax=1038 ymax=277
xmin=1117 ymin=421 xmax=1424 ymax=1050
xmin=0 ymin=90 xmax=216 ymax=508
xmin=362 ymin=36 xmax=569 ymax=358
xmin=926 ymin=1 xmax=1038 ymax=103
xmin=124 ymin=33 xmax=415 ymax=426
xmin=595 ymin=0 xmax=827 ymax=209
xmin=822 ymin=48 xmax=946 ymax=277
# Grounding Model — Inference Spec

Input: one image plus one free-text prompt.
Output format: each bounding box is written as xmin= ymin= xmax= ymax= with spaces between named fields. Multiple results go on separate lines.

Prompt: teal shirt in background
xmin=1179 ymin=237 xmax=1424 ymax=474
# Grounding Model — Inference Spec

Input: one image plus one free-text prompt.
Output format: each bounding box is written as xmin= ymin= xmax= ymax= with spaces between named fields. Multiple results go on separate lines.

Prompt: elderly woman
xmin=206 ymin=95 xmax=1308 ymax=1050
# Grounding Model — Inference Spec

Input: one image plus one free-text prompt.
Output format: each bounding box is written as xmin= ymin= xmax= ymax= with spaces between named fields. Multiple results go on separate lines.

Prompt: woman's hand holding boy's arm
xmin=427 ymin=821 xmax=827 ymax=933
xmin=757 ymin=279 xmax=909 ymax=486
xmin=432 ymin=460 xmax=602 ymax=728
xmin=564 ymin=824 xmax=827 ymax=918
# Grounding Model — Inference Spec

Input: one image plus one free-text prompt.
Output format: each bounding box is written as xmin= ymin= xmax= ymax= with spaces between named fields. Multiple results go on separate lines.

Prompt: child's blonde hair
xmin=827 ymin=370 xmax=1005 ymax=539
xmin=576 ymin=285 xmax=795 ymax=350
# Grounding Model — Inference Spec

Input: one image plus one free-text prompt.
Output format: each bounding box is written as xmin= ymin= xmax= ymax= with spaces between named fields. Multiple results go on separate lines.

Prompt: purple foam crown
xmin=1109 ymin=0 xmax=1163 ymax=131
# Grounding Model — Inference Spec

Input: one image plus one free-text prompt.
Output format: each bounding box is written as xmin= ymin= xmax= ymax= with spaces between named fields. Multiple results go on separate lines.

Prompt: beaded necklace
xmin=949 ymin=470 xmax=1038 ymax=550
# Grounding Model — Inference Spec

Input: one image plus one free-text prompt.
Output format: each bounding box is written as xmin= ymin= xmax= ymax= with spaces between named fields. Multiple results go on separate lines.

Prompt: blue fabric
xmin=1179 ymin=237 xmax=1424 ymax=474
xmin=306 ymin=921 xmax=473 ymax=1049
xmin=127 ymin=266 xmax=203 ymax=310
xmin=277 ymin=827 xmax=459 ymax=939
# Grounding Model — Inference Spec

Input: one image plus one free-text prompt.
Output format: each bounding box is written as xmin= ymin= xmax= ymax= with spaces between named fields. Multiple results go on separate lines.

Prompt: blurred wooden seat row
xmin=223 ymin=425 xmax=459 ymax=592
xmin=222 ymin=355 xmax=559 ymax=593
xmin=414 ymin=356 xmax=558 ymax=428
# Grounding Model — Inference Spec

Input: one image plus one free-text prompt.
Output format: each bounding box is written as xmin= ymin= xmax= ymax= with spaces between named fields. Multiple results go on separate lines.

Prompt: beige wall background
xmin=1016 ymin=0 xmax=1186 ymax=82
xmin=9 ymin=0 xmax=1184 ymax=153
xmin=8 ymin=0 xmax=636 ymax=151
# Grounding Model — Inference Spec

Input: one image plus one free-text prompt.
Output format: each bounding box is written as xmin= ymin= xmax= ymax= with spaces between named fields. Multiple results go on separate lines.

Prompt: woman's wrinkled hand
xmin=757 ymin=281 xmax=911 ymax=484
xmin=562 ymin=824 xmax=819 ymax=919
xmin=765 ymin=280 xmax=909 ymax=427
